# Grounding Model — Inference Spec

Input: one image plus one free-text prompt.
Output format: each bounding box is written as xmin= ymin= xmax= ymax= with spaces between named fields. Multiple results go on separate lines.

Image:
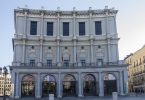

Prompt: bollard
xmin=49 ymin=94 xmax=54 ymax=100
xmin=112 ymin=92 xmax=118 ymax=100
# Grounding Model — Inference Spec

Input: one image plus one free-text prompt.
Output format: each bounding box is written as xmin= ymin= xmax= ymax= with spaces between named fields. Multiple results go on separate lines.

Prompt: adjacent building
xmin=0 ymin=74 xmax=12 ymax=96
xmin=125 ymin=45 xmax=145 ymax=93
xmin=11 ymin=6 xmax=128 ymax=99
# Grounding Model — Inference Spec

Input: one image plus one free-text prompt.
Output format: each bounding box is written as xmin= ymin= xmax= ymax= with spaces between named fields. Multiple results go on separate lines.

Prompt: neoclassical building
xmin=11 ymin=6 xmax=128 ymax=99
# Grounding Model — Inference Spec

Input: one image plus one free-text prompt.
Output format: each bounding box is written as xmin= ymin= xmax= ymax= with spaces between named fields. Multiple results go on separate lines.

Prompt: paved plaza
xmin=1 ymin=95 xmax=145 ymax=100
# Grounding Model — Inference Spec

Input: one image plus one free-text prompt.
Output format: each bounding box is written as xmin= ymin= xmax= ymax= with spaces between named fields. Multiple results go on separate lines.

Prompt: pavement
xmin=1 ymin=95 xmax=145 ymax=100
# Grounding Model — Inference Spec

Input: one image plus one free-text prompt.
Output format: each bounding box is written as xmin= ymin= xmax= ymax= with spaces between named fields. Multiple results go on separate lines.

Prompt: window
xmin=30 ymin=60 xmax=35 ymax=66
xmin=47 ymin=22 xmax=53 ymax=36
xmin=48 ymin=46 xmax=51 ymax=50
xmin=95 ymin=21 xmax=102 ymax=35
xmin=80 ymin=60 xmax=86 ymax=67
xmin=30 ymin=21 xmax=37 ymax=35
xmin=63 ymin=22 xmax=69 ymax=36
xmin=65 ymin=46 xmax=68 ymax=50
xmin=47 ymin=60 xmax=52 ymax=67
xmin=97 ymin=59 xmax=103 ymax=66
xmin=79 ymin=22 xmax=85 ymax=36
xmin=63 ymin=60 xmax=69 ymax=67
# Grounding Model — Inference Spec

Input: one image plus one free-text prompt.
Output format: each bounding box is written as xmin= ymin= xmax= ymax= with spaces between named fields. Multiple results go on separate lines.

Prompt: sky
xmin=0 ymin=0 xmax=145 ymax=67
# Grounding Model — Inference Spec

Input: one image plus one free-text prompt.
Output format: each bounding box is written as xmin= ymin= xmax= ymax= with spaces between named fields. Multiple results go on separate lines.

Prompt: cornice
xmin=14 ymin=8 xmax=118 ymax=18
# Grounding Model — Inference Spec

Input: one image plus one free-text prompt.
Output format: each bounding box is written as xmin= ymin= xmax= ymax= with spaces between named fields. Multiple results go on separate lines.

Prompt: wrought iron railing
xmin=12 ymin=60 xmax=126 ymax=68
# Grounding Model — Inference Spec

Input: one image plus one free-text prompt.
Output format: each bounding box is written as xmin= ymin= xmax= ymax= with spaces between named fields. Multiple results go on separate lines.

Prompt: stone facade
xmin=11 ymin=6 xmax=128 ymax=99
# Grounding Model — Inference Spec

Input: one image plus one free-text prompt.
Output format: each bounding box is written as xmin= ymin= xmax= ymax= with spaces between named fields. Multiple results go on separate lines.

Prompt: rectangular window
xmin=63 ymin=22 xmax=69 ymax=36
xmin=80 ymin=60 xmax=86 ymax=67
xmin=79 ymin=22 xmax=85 ymax=36
xmin=30 ymin=60 xmax=35 ymax=66
xmin=97 ymin=59 xmax=103 ymax=66
xmin=47 ymin=60 xmax=52 ymax=67
xmin=30 ymin=21 xmax=37 ymax=35
xmin=95 ymin=21 xmax=102 ymax=35
xmin=47 ymin=22 xmax=53 ymax=36
xmin=63 ymin=60 xmax=69 ymax=67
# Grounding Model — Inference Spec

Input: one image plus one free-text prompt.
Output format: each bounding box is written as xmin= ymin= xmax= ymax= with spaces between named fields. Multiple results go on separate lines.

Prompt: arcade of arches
xmin=17 ymin=72 xmax=126 ymax=98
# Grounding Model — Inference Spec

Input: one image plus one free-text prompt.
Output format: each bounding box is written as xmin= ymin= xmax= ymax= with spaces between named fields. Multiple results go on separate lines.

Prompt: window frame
xmin=30 ymin=21 xmax=37 ymax=35
xmin=47 ymin=22 xmax=53 ymax=36
xmin=79 ymin=22 xmax=85 ymax=36
xmin=63 ymin=22 xmax=69 ymax=36
xmin=95 ymin=21 xmax=102 ymax=35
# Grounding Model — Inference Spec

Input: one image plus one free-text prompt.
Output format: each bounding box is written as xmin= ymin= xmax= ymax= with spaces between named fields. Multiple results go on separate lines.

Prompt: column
xmin=57 ymin=72 xmax=62 ymax=98
xmin=56 ymin=11 xmax=60 ymax=64
xmin=57 ymin=41 xmax=60 ymax=64
xmin=36 ymin=73 xmax=41 ymax=98
xmin=73 ymin=8 xmax=77 ymax=64
xmin=89 ymin=8 xmax=94 ymax=64
xmin=99 ymin=72 xmax=104 ymax=96
xmin=90 ymin=40 xmax=94 ymax=63
xmin=39 ymin=13 xmax=44 ymax=64
xmin=15 ymin=72 xmax=19 ymax=98
xmin=107 ymin=39 xmax=111 ymax=63
xmin=119 ymin=71 xmax=124 ymax=95
xmin=123 ymin=69 xmax=128 ymax=94
xmin=22 ymin=40 xmax=26 ymax=64
xmin=78 ymin=72 xmax=83 ymax=97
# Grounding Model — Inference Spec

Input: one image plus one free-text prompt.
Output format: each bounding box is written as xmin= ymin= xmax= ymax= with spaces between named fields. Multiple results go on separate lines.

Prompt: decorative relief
xmin=28 ymin=46 xmax=37 ymax=58
xmin=96 ymin=47 xmax=104 ymax=57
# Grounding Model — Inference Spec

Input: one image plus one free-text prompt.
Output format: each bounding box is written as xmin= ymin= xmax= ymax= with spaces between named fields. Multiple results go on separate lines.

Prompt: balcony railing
xmin=12 ymin=60 xmax=126 ymax=68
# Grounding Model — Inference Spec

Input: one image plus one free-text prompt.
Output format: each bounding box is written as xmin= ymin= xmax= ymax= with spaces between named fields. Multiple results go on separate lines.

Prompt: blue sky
xmin=0 ymin=0 xmax=145 ymax=67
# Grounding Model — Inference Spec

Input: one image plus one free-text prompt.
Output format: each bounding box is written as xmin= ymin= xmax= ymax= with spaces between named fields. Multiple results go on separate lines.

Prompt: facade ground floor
xmin=10 ymin=66 xmax=128 ymax=99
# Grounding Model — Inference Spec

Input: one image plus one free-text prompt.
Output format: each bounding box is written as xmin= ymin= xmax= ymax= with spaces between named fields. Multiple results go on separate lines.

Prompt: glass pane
xmin=79 ymin=22 xmax=85 ymax=35
xmin=47 ymin=22 xmax=53 ymax=36
xmin=63 ymin=22 xmax=69 ymax=36
xmin=30 ymin=21 xmax=37 ymax=35
xmin=95 ymin=21 xmax=102 ymax=35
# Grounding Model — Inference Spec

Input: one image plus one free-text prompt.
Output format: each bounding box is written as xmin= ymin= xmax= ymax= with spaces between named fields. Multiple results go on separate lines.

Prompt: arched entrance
xmin=42 ymin=75 xmax=56 ymax=97
xmin=83 ymin=74 xmax=96 ymax=96
xmin=63 ymin=74 xmax=76 ymax=96
xmin=104 ymin=73 xmax=117 ymax=95
xmin=21 ymin=75 xmax=35 ymax=97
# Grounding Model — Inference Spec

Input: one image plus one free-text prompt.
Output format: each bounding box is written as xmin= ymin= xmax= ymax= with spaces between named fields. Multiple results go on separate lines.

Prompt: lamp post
xmin=0 ymin=67 xmax=8 ymax=100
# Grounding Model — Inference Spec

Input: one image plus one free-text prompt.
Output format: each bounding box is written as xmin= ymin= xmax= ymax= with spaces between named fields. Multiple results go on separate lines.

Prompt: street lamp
xmin=0 ymin=66 xmax=8 ymax=100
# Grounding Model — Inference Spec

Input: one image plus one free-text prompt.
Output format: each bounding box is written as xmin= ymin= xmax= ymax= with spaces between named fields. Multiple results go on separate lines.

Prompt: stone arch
xmin=104 ymin=73 xmax=117 ymax=95
xmin=63 ymin=74 xmax=76 ymax=96
xmin=42 ymin=74 xmax=56 ymax=97
xmin=83 ymin=74 xmax=97 ymax=96
xmin=21 ymin=74 xmax=35 ymax=97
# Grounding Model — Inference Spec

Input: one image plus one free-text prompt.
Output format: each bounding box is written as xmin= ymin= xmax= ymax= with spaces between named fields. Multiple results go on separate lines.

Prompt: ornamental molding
xmin=15 ymin=8 xmax=118 ymax=18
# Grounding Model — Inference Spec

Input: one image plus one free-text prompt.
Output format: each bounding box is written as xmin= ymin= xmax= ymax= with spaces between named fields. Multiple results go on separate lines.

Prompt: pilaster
xmin=99 ymin=72 xmax=104 ymax=96
xmin=36 ymin=73 xmax=41 ymax=98
xmin=15 ymin=72 xmax=19 ymax=98
xmin=78 ymin=72 xmax=83 ymax=97
xmin=57 ymin=72 xmax=62 ymax=98
xmin=119 ymin=71 xmax=124 ymax=95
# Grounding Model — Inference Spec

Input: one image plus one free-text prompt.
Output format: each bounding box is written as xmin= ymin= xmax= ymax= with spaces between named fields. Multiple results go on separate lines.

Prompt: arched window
xmin=83 ymin=74 xmax=96 ymax=96
xmin=42 ymin=75 xmax=56 ymax=97
xmin=63 ymin=74 xmax=76 ymax=96
xmin=21 ymin=75 xmax=35 ymax=97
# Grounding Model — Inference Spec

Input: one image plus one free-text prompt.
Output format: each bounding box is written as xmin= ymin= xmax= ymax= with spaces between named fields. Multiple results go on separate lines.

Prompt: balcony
xmin=12 ymin=60 xmax=126 ymax=69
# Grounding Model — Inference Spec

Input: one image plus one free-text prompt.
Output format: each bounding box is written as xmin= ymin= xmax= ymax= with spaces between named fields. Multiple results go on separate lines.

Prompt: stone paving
xmin=1 ymin=95 xmax=145 ymax=100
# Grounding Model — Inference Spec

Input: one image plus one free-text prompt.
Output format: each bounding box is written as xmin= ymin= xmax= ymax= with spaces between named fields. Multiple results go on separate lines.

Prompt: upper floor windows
xmin=95 ymin=21 xmax=102 ymax=35
xmin=29 ymin=59 xmax=35 ymax=66
xmin=30 ymin=21 xmax=37 ymax=35
xmin=63 ymin=22 xmax=69 ymax=36
xmin=47 ymin=22 xmax=53 ymax=36
xmin=79 ymin=22 xmax=85 ymax=36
